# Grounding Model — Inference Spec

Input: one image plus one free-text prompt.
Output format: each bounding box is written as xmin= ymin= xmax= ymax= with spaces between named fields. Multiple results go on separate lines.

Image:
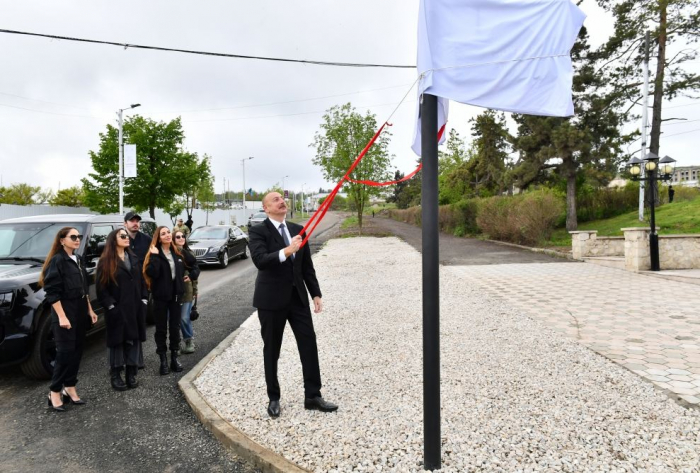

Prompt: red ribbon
xmin=299 ymin=122 xmax=446 ymax=247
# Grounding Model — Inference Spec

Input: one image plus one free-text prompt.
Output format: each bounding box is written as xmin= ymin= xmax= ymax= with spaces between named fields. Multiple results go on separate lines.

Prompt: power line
xmin=664 ymin=127 xmax=700 ymax=138
xmin=151 ymin=83 xmax=415 ymax=114
xmin=0 ymin=28 xmax=416 ymax=69
xmin=0 ymin=91 xmax=92 ymax=110
xmin=0 ymin=101 xmax=101 ymax=119
xmin=183 ymin=99 xmax=417 ymax=123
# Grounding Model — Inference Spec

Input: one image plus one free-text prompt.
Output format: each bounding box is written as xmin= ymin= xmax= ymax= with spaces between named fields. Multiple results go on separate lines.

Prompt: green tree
xmin=311 ymin=103 xmax=392 ymax=231
xmin=0 ymin=183 xmax=41 ymax=205
xmin=596 ymin=0 xmax=700 ymax=157
xmin=467 ymin=110 xmax=511 ymax=196
xmin=198 ymin=178 xmax=217 ymax=225
xmin=50 ymin=186 xmax=85 ymax=207
xmin=181 ymin=156 xmax=213 ymax=217
xmin=82 ymin=116 xmax=202 ymax=218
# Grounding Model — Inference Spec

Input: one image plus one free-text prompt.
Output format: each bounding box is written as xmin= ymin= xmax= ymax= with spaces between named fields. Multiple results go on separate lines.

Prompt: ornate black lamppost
xmin=626 ymin=152 xmax=676 ymax=271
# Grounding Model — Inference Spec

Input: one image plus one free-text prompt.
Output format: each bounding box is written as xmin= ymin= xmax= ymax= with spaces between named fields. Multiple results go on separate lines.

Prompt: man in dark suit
xmin=249 ymin=191 xmax=338 ymax=418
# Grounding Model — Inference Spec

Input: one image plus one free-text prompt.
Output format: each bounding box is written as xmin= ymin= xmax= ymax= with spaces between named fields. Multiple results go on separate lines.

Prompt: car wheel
xmin=20 ymin=311 xmax=55 ymax=380
xmin=219 ymin=249 xmax=229 ymax=268
xmin=240 ymin=244 xmax=249 ymax=259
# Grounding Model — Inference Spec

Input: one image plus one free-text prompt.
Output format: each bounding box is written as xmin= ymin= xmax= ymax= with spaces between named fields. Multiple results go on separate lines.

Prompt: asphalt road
xmin=370 ymin=216 xmax=568 ymax=266
xmin=0 ymin=212 xmax=341 ymax=473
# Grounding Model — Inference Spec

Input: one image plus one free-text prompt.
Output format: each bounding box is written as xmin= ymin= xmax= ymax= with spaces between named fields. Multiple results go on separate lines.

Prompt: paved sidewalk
xmin=451 ymin=262 xmax=700 ymax=406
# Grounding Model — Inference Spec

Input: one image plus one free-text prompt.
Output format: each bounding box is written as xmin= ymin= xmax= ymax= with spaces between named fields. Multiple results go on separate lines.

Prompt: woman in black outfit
xmin=40 ymin=227 xmax=98 ymax=411
xmin=96 ymin=228 xmax=148 ymax=391
xmin=143 ymin=226 xmax=186 ymax=375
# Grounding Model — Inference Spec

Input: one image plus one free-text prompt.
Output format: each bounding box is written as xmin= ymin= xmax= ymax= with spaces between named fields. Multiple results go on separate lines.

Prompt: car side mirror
xmin=96 ymin=241 xmax=106 ymax=255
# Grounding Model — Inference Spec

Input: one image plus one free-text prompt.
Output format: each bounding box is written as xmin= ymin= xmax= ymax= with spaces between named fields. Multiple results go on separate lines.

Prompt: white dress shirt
xmin=268 ymin=216 xmax=293 ymax=263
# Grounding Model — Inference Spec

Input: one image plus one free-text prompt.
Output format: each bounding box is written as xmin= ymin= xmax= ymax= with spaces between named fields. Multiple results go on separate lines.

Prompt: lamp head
xmin=659 ymin=155 xmax=676 ymax=178
xmin=130 ymin=103 xmax=141 ymax=109
xmin=627 ymin=156 xmax=643 ymax=178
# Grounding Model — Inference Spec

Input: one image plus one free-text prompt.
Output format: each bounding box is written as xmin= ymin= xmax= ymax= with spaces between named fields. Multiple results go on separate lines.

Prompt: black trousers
xmin=50 ymin=311 xmax=88 ymax=393
xmin=258 ymin=290 xmax=322 ymax=401
xmin=153 ymin=299 xmax=182 ymax=354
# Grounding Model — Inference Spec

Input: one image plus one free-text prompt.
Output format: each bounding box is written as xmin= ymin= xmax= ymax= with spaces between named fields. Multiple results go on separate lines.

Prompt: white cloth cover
xmin=412 ymin=0 xmax=586 ymax=155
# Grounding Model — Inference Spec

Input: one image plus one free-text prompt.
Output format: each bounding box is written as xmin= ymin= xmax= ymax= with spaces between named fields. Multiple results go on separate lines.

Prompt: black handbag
xmin=190 ymin=297 xmax=199 ymax=321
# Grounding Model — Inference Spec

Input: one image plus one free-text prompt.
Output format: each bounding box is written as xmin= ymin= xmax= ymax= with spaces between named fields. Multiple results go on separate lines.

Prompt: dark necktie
xmin=279 ymin=223 xmax=294 ymax=260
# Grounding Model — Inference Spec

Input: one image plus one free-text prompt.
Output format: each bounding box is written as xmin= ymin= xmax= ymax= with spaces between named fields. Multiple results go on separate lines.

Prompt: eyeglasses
xmin=68 ymin=234 xmax=83 ymax=241
xmin=118 ymin=234 xmax=129 ymax=240
xmin=174 ymin=235 xmax=185 ymax=240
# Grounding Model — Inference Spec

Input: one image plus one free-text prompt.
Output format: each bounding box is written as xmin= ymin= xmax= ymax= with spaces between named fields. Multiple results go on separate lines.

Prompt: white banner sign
xmin=124 ymin=144 xmax=137 ymax=178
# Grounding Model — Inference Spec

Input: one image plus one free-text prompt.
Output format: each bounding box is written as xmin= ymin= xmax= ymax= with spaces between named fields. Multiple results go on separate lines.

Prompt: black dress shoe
xmin=267 ymin=400 xmax=280 ymax=418
xmin=304 ymin=397 xmax=338 ymax=412
xmin=47 ymin=394 xmax=66 ymax=412
xmin=62 ymin=389 xmax=87 ymax=405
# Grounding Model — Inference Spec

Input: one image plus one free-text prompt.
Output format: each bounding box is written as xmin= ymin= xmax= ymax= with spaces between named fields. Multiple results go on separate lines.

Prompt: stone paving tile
xmin=451 ymin=262 xmax=700 ymax=407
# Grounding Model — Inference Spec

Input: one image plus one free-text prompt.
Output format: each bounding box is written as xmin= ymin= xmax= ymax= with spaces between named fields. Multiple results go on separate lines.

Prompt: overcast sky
xmin=1 ymin=1 xmax=698 ymax=198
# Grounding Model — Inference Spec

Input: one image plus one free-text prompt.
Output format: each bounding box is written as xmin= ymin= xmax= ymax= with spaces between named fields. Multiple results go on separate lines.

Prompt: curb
xmin=484 ymin=238 xmax=575 ymax=260
xmin=178 ymin=314 xmax=309 ymax=473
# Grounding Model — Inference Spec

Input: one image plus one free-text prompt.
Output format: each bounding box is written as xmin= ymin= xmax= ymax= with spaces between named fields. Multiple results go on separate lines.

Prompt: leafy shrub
xmin=514 ymin=189 xmax=564 ymax=243
xmin=477 ymin=189 xmax=563 ymax=245
xmin=576 ymin=183 xmax=639 ymax=222
xmin=668 ymin=185 xmax=700 ymax=203
xmin=476 ymin=196 xmax=519 ymax=242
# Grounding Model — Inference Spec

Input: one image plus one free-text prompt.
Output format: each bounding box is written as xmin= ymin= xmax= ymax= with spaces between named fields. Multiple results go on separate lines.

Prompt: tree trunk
xmin=649 ymin=2 xmax=667 ymax=157
xmin=149 ymin=203 xmax=155 ymax=219
xmin=648 ymin=3 xmax=667 ymax=207
xmin=566 ymin=172 xmax=577 ymax=232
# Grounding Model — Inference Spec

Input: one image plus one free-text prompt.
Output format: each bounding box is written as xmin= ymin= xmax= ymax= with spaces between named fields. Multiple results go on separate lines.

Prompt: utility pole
xmin=241 ymin=157 xmax=254 ymax=222
xmin=117 ymin=103 xmax=141 ymax=216
xmin=639 ymin=32 xmax=650 ymax=221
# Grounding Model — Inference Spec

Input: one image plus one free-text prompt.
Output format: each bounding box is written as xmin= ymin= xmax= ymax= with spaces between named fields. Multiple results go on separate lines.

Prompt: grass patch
xmin=341 ymin=215 xmax=359 ymax=229
xmin=547 ymin=196 xmax=700 ymax=247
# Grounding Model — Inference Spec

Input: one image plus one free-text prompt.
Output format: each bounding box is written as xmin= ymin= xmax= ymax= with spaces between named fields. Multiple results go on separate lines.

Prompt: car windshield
xmin=0 ymin=223 xmax=87 ymax=260
xmin=189 ymin=227 xmax=227 ymax=239
xmin=252 ymin=213 xmax=266 ymax=219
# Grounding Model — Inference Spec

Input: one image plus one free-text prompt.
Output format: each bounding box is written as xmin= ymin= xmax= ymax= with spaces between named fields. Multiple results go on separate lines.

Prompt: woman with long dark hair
xmin=40 ymin=227 xmax=98 ymax=411
xmin=96 ymin=228 xmax=148 ymax=391
xmin=143 ymin=226 xmax=186 ymax=375
xmin=173 ymin=230 xmax=200 ymax=354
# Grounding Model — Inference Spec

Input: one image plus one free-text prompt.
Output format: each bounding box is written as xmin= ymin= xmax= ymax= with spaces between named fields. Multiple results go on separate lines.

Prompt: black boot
xmin=125 ymin=365 xmax=139 ymax=389
xmin=170 ymin=352 xmax=183 ymax=373
xmin=159 ymin=353 xmax=170 ymax=375
xmin=110 ymin=368 xmax=128 ymax=391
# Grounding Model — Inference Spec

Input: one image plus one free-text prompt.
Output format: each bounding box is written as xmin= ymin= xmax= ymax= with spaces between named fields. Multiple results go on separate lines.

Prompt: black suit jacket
xmin=249 ymin=218 xmax=321 ymax=310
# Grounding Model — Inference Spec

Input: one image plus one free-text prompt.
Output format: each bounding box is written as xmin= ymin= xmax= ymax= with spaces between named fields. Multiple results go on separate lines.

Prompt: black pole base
xmin=650 ymin=233 xmax=660 ymax=271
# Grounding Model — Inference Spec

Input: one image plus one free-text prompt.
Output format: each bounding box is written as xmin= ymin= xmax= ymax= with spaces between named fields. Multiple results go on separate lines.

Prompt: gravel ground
xmin=195 ymin=237 xmax=700 ymax=472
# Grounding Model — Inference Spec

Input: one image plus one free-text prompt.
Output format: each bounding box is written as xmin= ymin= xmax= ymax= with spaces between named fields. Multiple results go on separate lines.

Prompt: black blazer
xmin=42 ymin=251 xmax=90 ymax=342
xmin=96 ymin=252 xmax=148 ymax=347
xmin=249 ymin=218 xmax=321 ymax=310
xmin=144 ymin=247 xmax=185 ymax=302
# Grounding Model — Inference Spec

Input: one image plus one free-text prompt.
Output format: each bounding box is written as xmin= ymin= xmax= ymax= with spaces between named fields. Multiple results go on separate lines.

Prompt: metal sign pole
xmin=421 ymin=93 xmax=441 ymax=470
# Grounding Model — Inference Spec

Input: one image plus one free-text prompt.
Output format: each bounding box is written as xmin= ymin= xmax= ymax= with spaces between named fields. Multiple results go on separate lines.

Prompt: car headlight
xmin=207 ymin=247 xmax=217 ymax=254
xmin=0 ymin=291 xmax=14 ymax=309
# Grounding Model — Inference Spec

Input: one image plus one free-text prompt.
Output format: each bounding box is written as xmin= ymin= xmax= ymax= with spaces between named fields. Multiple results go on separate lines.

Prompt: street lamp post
xmin=241 ymin=156 xmax=254 ymax=222
xmin=301 ymin=183 xmax=307 ymax=218
xmin=627 ymin=153 xmax=676 ymax=271
xmin=117 ymin=103 xmax=141 ymax=216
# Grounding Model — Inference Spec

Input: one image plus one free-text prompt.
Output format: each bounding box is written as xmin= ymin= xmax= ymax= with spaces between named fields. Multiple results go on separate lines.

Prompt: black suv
xmin=0 ymin=214 xmax=155 ymax=379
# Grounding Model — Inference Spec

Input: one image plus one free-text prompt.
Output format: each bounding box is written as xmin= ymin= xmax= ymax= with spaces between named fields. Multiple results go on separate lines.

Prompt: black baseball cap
xmin=124 ymin=211 xmax=142 ymax=222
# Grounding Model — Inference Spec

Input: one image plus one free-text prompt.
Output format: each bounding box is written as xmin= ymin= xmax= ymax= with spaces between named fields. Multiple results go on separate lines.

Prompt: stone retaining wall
xmin=570 ymin=231 xmax=625 ymax=259
xmin=572 ymin=228 xmax=700 ymax=271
